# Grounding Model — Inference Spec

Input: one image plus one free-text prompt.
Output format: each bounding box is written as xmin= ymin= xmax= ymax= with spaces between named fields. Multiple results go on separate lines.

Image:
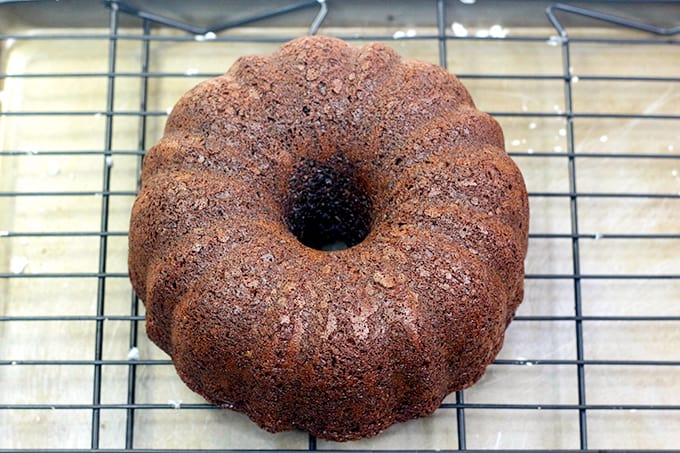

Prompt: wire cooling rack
xmin=1 ymin=0 xmax=679 ymax=451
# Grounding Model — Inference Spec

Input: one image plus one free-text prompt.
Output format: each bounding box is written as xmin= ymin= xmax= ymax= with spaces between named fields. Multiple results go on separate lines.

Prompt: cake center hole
xmin=284 ymin=155 xmax=372 ymax=251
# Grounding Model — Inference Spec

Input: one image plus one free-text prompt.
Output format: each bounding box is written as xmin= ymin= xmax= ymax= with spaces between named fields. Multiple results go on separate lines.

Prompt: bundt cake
xmin=128 ymin=35 xmax=529 ymax=441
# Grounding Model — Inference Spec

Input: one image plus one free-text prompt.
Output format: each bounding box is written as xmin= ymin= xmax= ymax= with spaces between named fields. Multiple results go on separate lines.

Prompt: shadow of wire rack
xmin=0 ymin=0 xmax=679 ymax=451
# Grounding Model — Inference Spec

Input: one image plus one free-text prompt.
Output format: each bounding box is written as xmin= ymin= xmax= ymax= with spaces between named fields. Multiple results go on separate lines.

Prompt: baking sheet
xmin=1 ymin=25 xmax=679 ymax=449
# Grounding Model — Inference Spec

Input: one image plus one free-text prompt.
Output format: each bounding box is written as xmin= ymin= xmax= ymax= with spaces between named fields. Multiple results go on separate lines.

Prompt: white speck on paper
xmin=668 ymin=145 xmax=675 ymax=151
xmin=572 ymin=75 xmax=580 ymax=83
xmin=594 ymin=233 xmax=603 ymax=240
xmin=600 ymin=135 xmax=608 ymax=143
xmin=554 ymin=145 xmax=562 ymax=152
xmin=527 ymin=148 xmax=534 ymax=154
xmin=165 ymin=106 xmax=173 ymax=115
xmin=475 ymin=29 xmax=490 ymax=38
xmin=489 ymin=24 xmax=508 ymax=38
xmin=406 ymin=29 xmax=417 ymax=37
xmin=392 ymin=30 xmax=406 ymax=39
xmin=11 ymin=361 xmax=17 ymax=365
xmin=511 ymin=139 xmax=520 ymax=146
xmin=94 ymin=112 xmax=102 ymax=118
xmin=671 ymin=169 xmax=677 ymax=177
xmin=47 ymin=160 xmax=61 ymax=176
xmin=528 ymin=122 xmax=537 ymax=130
xmin=547 ymin=36 xmax=563 ymax=46
xmin=451 ymin=22 xmax=468 ymax=37
xmin=558 ymin=128 xmax=566 ymax=137
xmin=10 ymin=256 xmax=29 ymax=274
xmin=494 ymin=431 xmax=502 ymax=448
xmin=105 ymin=156 xmax=114 ymax=168
xmin=127 ymin=347 xmax=140 ymax=361
xmin=0 ymin=230 xmax=8 ymax=237
xmin=185 ymin=67 xmax=199 ymax=76
xmin=195 ymin=31 xmax=216 ymax=41
xmin=459 ymin=0 xmax=477 ymax=4
xmin=168 ymin=400 xmax=182 ymax=409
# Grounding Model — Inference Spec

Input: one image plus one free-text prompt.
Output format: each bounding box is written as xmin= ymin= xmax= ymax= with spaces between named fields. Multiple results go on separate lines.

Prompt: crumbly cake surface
xmin=128 ymin=35 xmax=529 ymax=441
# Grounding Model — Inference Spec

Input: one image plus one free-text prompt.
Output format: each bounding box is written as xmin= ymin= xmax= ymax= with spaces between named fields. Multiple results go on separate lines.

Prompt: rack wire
xmin=0 ymin=0 xmax=679 ymax=451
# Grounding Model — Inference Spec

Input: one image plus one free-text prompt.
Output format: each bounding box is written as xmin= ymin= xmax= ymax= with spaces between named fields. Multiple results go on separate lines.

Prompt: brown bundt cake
xmin=128 ymin=36 xmax=529 ymax=441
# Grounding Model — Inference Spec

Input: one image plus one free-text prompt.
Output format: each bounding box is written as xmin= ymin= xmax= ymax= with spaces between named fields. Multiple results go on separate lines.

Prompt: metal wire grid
xmin=0 ymin=0 xmax=679 ymax=451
